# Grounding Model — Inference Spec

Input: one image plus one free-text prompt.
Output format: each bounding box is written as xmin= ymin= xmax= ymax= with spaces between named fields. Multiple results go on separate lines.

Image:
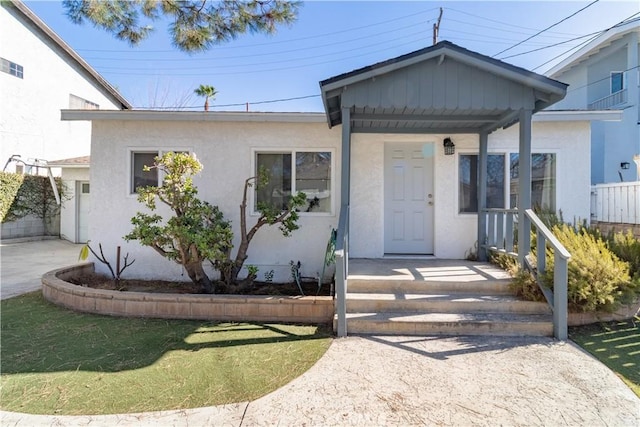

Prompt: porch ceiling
xmin=320 ymin=41 xmax=568 ymax=135
xmin=348 ymin=106 xmax=518 ymax=134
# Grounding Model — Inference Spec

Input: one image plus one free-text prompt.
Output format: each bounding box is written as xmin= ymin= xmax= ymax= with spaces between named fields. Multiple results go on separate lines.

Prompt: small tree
xmin=217 ymin=168 xmax=306 ymax=289
xmin=194 ymin=84 xmax=217 ymax=111
xmin=124 ymin=152 xmax=232 ymax=293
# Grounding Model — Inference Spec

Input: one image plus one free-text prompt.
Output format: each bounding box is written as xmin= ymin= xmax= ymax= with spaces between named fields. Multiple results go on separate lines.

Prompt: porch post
xmin=518 ymin=109 xmax=532 ymax=265
xmin=335 ymin=106 xmax=351 ymax=338
xmin=477 ymin=132 xmax=488 ymax=261
xmin=341 ymin=107 xmax=351 ymax=206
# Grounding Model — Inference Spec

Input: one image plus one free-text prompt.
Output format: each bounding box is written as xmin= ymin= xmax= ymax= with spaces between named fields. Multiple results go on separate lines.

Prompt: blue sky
xmin=24 ymin=1 xmax=640 ymax=112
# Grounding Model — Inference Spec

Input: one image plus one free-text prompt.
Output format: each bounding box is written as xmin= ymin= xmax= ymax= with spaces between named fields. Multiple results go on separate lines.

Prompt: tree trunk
xmin=184 ymin=260 xmax=214 ymax=293
xmin=204 ymin=98 xmax=209 ymax=111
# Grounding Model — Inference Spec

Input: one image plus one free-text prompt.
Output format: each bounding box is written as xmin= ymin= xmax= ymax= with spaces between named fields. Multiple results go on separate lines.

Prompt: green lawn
xmin=0 ymin=292 xmax=332 ymax=415
xmin=570 ymin=319 xmax=640 ymax=397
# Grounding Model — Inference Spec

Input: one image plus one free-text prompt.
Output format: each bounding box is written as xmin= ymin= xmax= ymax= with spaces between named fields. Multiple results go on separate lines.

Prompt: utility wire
xmin=136 ymin=94 xmax=321 ymax=110
xmin=532 ymin=13 xmax=640 ymax=71
xmin=492 ymin=0 xmax=600 ymax=57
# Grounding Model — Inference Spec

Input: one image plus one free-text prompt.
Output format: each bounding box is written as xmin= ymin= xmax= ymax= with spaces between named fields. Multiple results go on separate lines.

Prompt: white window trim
xmin=250 ymin=147 xmax=336 ymax=217
xmin=127 ymin=148 xmax=193 ymax=197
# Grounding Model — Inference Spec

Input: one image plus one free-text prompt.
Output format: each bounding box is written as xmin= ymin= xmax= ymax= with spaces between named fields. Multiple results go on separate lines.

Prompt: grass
xmin=0 ymin=292 xmax=332 ymax=415
xmin=570 ymin=319 xmax=640 ymax=397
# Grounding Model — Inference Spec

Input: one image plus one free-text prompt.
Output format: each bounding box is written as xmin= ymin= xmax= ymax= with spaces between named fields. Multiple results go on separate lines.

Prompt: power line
xmin=74 ymin=7 xmax=441 ymax=53
xmin=492 ymin=0 xmax=600 ymax=58
xmin=136 ymin=94 xmax=321 ymax=110
xmin=532 ymin=12 xmax=640 ymax=71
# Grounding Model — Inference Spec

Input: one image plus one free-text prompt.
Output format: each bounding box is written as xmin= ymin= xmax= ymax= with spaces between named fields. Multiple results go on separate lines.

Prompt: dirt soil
xmin=67 ymin=273 xmax=332 ymax=296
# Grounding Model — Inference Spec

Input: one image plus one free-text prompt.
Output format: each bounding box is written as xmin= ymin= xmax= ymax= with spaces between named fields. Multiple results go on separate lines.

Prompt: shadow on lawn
xmin=0 ymin=292 xmax=331 ymax=375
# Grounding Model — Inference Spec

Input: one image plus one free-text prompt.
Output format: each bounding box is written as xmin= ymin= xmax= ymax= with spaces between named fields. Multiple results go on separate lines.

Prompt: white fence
xmin=591 ymin=182 xmax=640 ymax=224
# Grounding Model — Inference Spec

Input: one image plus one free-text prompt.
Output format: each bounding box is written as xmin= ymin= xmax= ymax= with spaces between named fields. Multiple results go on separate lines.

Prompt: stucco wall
xmin=350 ymin=121 xmax=591 ymax=260
xmin=0 ymin=5 xmax=121 ymax=174
xmin=60 ymin=167 xmax=90 ymax=243
xmin=89 ymin=117 xmax=590 ymax=279
xmin=90 ymin=120 xmax=341 ymax=283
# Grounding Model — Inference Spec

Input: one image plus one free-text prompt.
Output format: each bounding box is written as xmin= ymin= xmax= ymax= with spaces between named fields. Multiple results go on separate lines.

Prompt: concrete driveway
xmin=0 ymin=238 xmax=83 ymax=300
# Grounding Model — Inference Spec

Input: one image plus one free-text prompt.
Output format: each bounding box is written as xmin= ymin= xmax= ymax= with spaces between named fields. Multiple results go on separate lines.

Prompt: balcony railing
xmin=588 ymin=89 xmax=627 ymax=110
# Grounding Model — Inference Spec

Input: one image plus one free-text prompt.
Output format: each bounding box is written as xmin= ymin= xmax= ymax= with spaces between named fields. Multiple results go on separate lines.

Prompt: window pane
xmin=256 ymin=153 xmax=292 ymax=210
xmin=296 ymin=152 xmax=331 ymax=212
xmin=459 ymin=154 xmax=504 ymax=213
xmin=132 ymin=152 xmax=158 ymax=193
xmin=459 ymin=155 xmax=477 ymax=213
xmin=510 ymin=153 xmax=556 ymax=211
xmin=611 ymin=72 xmax=623 ymax=93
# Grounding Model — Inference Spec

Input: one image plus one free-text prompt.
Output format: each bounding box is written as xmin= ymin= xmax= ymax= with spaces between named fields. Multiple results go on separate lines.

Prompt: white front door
xmin=77 ymin=181 xmax=90 ymax=243
xmin=384 ymin=142 xmax=434 ymax=254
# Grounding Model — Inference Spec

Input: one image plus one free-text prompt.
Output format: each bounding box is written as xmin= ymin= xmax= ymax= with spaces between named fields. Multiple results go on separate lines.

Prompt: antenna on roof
xmin=433 ymin=7 xmax=443 ymax=45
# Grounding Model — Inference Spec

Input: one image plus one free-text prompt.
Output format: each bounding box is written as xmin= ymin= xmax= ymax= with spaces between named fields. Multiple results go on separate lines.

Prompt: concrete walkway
xmin=1 ymin=238 xmax=83 ymax=300
xmin=1 ymin=240 xmax=639 ymax=426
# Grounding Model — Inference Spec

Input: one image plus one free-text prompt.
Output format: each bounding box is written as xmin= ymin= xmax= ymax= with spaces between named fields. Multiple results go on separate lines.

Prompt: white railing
xmin=591 ymin=182 xmax=640 ymax=224
xmin=481 ymin=208 xmax=571 ymax=340
xmin=588 ymin=89 xmax=627 ymax=110
xmin=334 ymin=205 xmax=349 ymax=337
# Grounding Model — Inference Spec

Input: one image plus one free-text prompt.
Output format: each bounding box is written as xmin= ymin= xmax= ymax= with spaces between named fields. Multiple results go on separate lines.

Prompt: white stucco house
xmin=544 ymin=18 xmax=639 ymax=184
xmin=63 ymin=42 xmax=610 ymax=283
xmin=0 ymin=0 xmax=130 ymax=240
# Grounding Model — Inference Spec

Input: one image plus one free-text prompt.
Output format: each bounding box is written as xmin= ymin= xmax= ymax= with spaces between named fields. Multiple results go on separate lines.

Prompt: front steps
xmin=337 ymin=259 xmax=553 ymax=337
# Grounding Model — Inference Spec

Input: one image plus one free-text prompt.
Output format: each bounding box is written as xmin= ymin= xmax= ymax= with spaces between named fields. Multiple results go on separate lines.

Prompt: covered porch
xmin=320 ymin=41 xmax=571 ymax=339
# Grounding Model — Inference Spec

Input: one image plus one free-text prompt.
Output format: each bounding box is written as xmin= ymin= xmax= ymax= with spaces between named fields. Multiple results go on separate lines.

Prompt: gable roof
xmin=3 ymin=1 xmax=131 ymax=110
xmin=320 ymin=41 xmax=567 ymax=132
xmin=545 ymin=18 xmax=640 ymax=78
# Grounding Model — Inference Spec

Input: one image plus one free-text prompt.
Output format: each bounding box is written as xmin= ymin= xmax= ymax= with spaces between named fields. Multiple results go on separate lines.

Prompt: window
xmin=131 ymin=151 xmax=158 ymax=193
xmin=611 ymin=72 xmax=624 ymax=93
xmin=1 ymin=58 xmax=23 ymax=78
xmin=81 ymin=183 xmax=90 ymax=194
xmin=255 ymin=151 xmax=332 ymax=213
xmin=510 ymin=153 xmax=556 ymax=211
xmin=69 ymin=94 xmax=99 ymax=110
xmin=459 ymin=154 xmax=505 ymax=213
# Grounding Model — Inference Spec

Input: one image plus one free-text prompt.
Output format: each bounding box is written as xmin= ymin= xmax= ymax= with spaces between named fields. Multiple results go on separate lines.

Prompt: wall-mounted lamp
xmin=443 ymin=137 xmax=455 ymax=155
xmin=621 ymin=162 xmax=630 ymax=170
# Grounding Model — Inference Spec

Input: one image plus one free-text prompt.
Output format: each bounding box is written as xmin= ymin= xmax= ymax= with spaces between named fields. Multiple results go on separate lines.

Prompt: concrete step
xmin=339 ymin=312 xmax=553 ymax=337
xmin=346 ymin=293 xmax=551 ymax=315
xmin=347 ymin=279 xmax=513 ymax=295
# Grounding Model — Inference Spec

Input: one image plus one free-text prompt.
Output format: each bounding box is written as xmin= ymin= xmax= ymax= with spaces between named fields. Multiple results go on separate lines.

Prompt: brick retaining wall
xmin=42 ymin=263 xmax=334 ymax=324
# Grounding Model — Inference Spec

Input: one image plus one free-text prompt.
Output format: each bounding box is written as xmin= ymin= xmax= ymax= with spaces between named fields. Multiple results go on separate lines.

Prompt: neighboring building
xmin=47 ymin=156 xmax=90 ymax=243
xmin=0 ymin=0 xmax=130 ymax=240
xmin=545 ymin=19 xmax=640 ymax=184
xmin=0 ymin=0 xmax=130 ymax=175
xmin=62 ymin=42 xmax=610 ymax=283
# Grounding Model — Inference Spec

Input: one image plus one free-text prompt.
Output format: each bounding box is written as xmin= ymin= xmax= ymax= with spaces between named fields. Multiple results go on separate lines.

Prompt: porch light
xmin=620 ymin=162 xmax=630 ymax=170
xmin=443 ymin=137 xmax=455 ymax=155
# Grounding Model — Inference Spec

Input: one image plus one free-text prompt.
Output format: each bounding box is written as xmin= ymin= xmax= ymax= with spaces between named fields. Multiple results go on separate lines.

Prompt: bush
xmin=0 ymin=172 xmax=24 ymax=222
xmin=542 ymin=224 xmax=638 ymax=312
xmin=607 ymin=230 xmax=640 ymax=280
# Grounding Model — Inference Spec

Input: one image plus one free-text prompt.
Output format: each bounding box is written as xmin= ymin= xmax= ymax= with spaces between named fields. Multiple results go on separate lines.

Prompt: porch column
xmin=335 ymin=106 xmax=351 ymax=338
xmin=518 ymin=109 xmax=532 ymax=265
xmin=477 ymin=132 xmax=488 ymax=261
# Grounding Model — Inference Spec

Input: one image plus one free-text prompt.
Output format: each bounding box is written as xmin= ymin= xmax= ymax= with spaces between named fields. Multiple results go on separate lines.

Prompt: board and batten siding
xmin=340 ymin=58 xmax=537 ymax=112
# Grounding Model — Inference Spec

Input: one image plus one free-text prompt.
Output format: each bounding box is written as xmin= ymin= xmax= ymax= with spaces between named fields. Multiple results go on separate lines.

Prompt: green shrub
xmin=543 ymin=224 xmax=638 ymax=312
xmin=607 ymin=230 xmax=640 ymax=279
xmin=0 ymin=172 xmax=24 ymax=222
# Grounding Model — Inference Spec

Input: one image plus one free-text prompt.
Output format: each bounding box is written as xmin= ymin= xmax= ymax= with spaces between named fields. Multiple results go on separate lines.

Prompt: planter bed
xmin=42 ymin=263 xmax=334 ymax=324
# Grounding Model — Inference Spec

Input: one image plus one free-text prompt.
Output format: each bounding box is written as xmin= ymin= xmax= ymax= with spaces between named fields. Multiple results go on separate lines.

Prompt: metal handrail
xmin=334 ymin=204 xmax=349 ymax=337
